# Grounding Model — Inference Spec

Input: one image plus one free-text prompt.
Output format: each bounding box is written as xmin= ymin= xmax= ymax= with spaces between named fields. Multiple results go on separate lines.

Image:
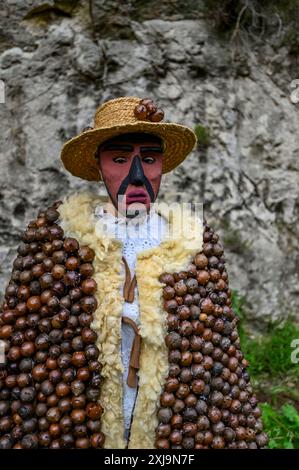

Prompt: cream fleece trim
xmin=58 ymin=191 xmax=203 ymax=449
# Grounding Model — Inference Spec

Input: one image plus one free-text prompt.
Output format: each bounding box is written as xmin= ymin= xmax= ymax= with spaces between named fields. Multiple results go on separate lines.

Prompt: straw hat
xmin=61 ymin=96 xmax=197 ymax=181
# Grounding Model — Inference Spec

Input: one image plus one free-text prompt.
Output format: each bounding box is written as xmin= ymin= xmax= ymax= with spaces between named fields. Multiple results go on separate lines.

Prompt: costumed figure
xmin=0 ymin=97 xmax=268 ymax=449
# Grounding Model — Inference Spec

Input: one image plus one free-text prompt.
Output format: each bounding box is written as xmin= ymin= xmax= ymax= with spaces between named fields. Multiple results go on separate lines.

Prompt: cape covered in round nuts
xmin=0 ymin=199 xmax=268 ymax=449
xmin=155 ymin=222 xmax=268 ymax=449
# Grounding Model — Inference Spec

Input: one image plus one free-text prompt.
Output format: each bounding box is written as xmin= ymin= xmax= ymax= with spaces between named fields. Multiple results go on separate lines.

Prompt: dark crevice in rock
xmin=23 ymin=1 xmax=79 ymax=20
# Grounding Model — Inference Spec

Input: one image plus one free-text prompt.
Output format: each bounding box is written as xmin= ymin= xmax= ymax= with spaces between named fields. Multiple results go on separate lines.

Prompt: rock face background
xmin=0 ymin=0 xmax=299 ymax=328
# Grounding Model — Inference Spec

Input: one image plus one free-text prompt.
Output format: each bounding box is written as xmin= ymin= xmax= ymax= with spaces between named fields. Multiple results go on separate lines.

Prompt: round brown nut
xmin=71 ymin=409 xmax=86 ymax=424
xmin=157 ymin=407 xmax=173 ymax=424
xmin=195 ymin=253 xmax=208 ymax=269
xmin=197 ymin=271 xmax=210 ymax=285
xmin=200 ymin=298 xmax=214 ymax=314
xmin=165 ymin=332 xmax=181 ymax=350
xmin=86 ymin=403 xmax=103 ymax=420
xmin=163 ymin=286 xmax=175 ymax=300
xmin=158 ymin=273 xmax=175 ymax=286
xmin=134 ymin=104 xmax=148 ymax=120
xmin=156 ymin=423 xmax=171 ymax=438
xmin=78 ymin=246 xmax=95 ymax=262
xmin=150 ymin=109 xmax=164 ymax=122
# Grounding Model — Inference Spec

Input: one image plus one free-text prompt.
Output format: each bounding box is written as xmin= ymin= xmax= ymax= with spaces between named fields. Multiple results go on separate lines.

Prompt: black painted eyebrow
xmin=100 ymin=144 xmax=134 ymax=152
xmin=140 ymin=146 xmax=163 ymax=153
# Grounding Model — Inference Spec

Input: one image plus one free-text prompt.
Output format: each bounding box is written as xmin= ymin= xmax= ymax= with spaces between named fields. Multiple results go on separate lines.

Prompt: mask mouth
xmin=126 ymin=188 xmax=148 ymax=203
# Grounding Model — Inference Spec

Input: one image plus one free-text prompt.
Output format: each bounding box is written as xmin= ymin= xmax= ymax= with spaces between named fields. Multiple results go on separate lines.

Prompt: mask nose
xmin=128 ymin=156 xmax=145 ymax=186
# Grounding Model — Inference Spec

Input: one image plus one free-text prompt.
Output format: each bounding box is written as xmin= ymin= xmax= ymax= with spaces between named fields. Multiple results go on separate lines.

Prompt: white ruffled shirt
xmin=94 ymin=204 xmax=167 ymax=437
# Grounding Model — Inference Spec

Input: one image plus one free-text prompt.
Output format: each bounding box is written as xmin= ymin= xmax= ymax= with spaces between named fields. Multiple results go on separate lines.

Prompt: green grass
xmin=232 ymin=290 xmax=299 ymax=448
xmin=232 ymin=290 xmax=299 ymax=379
xmin=261 ymin=403 xmax=299 ymax=449
xmin=243 ymin=320 xmax=299 ymax=379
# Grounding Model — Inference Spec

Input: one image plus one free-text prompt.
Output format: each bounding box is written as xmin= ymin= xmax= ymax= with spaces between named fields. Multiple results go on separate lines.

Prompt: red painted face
xmin=97 ymin=133 xmax=163 ymax=216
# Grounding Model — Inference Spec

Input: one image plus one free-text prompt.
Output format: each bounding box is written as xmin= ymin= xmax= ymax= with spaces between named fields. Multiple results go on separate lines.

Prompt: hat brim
xmin=61 ymin=121 xmax=197 ymax=181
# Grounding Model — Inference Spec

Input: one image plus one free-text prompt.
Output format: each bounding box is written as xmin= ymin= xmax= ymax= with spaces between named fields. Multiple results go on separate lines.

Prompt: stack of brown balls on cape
xmin=156 ymin=223 xmax=268 ymax=449
xmin=0 ymin=203 xmax=104 ymax=449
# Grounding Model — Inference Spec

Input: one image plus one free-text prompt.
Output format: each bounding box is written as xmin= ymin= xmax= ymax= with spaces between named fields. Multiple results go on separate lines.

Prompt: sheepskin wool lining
xmin=58 ymin=192 xmax=203 ymax=449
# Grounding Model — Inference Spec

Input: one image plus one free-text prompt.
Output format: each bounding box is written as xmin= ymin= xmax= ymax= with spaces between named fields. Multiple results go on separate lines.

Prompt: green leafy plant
xmin=261 ymin=403 xmax=299 ymax=449
xmin=194 ymin=124 xmax=210 ymax=148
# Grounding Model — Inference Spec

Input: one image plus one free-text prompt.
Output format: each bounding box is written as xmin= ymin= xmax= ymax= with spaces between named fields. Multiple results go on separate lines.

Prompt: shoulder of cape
xmin=57 ymin=191 xmax=124 ymax=253
xmin=57 ymin=191 xmax=104 ymax=236
xmin=59 ymin=191 xmax=107 ymax=220
xmin=57 ymin=191 xmax=203 ymax=251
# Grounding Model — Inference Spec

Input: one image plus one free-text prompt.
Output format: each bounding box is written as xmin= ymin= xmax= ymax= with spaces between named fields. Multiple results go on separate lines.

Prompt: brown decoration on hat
xmin=142 ymin=99 xmax=157 ymax=114
xmin=134 ymin=104 xmax=148 ymax=120
xmin=134 ymin=98 xmax=164 ymax=123
xmin=150 ymin=109 xmax=165 ymax=122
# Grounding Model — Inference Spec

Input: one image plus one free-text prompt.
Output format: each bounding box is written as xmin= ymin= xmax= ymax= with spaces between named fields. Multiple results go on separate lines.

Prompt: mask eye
xmin=142 ymin=156 xmax=156 ymax=164
xmin=113 ymin=156 xmax=128 ymax=164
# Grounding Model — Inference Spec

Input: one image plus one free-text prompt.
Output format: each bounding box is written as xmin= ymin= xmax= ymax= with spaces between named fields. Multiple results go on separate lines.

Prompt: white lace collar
xmin=94 ymin=204 xmax=166 ymax=241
